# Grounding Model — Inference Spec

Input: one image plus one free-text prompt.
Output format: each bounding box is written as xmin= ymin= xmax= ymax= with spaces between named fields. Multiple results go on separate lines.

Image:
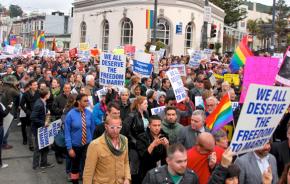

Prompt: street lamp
xmin=271 ymin=0 xmax=276 ymax=50
xmin=153 ymin=0 xmax=158 ymax=44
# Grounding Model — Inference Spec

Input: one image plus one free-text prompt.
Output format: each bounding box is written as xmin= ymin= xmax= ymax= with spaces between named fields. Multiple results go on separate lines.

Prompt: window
xmin=80 ymin=21 xmax=87 ymax=43
xmin=185 ymin=22 xmax=193 ymax=53
xmin=120 ymin=18 xmax=133 ymax=45
xmin=102 ymin=20 xmax=109 ymax=52
xmin=240 ymin=21 xmax=245 ymax=28
xmin=151 ymin=18 xmax=170 ymax=45
xmin=40 ymin=21 xmax=44 ymax=30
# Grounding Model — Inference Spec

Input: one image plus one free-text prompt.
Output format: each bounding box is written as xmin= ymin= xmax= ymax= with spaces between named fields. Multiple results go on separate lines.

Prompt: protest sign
xmin=133 ymin=60 xmax=153 ymax=77
xmin=4 ymin=45 xmax=15 ymax=55
xmin=79 ymin=42 xmax=90 ymax=51
xmin=113 ymin=48 xmax=125 ymax=55
xmin=135 ymin=52 xmax=151 ymax=64
xmin=153 ymin=52 xmax=160 ymax=74
xmin=151 ymin=106 xmax=166 ymax=116
xmin=48 ymin=51 xmax=56 ymax=58
xmin=213 ymin=74 xmax=224 ymax=79
xmin=99 ymin=53 xmax=126 ymax=87
xmin=240 ymin=56 xmax=279 ymax=103
xmin=224 ymin=74 xmax=240 ymax=86
xmin=209 ymin=74 xmax=217 ymax=86
xmin=96 ymin=88 xmax=108 ymax=100
xmin=195 ymin=96 xmax=205 ymax=109
xmin=273 ymin=53 xmax=284 ymax=68
xmin=158 ymin=48 xmax=166 ymax=58
xmin=187 ymin=49 xmax=195 ymax=56
xmin=38 ymin=120 xmax=62 ymax=150
xmin=188 ymin=51 xmax=202 ymax=67
xmin=124 ymin=45 xmax=136 ymax=56
xmin=170 ymin=64 xmax=186 ymax=76
xmin=230 ymin=84 xmax=290 ymax=155
xmin=3 ymin=113 xmax=13 ymax=136
xmin=276 ymin=47 xmax=290 ymax=86
xmin=149 ymin=45 xmax=156 ymax=52
xmin=166 ymin=69 xmax=187 ymax=103
xmin=231 ymin=102 xmax=239 ymax=111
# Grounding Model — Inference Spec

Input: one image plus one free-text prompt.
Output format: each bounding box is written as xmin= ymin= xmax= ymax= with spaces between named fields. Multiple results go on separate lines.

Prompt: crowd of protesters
xmin=0 ymin=51 xmax=289 ymax=184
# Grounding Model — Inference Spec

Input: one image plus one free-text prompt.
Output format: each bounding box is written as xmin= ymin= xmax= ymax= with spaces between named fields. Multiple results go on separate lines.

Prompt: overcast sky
xmin=1 ymin=0 xmax=289 ymax=15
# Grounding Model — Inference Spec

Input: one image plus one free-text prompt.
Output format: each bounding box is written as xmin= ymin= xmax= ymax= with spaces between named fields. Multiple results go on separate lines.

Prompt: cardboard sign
xmin=240 ymin=56 xmax=279 ymax=103
xmin=230 ymin=84 xmax=290 ymax=154
xmin=99 ymin=53 xmax=126 ymax=87
xmin=166 ymin=69 xmax=187 ymax=103
xmin=38 ymin=120 xmax=62 ymax=149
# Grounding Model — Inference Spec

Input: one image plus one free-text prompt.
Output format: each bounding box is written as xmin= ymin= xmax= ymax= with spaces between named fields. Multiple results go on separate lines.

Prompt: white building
xmin=0 ymin=15 xmax=12 ymax=45
xmin=71 ymin=0 xmax=225 ymax=55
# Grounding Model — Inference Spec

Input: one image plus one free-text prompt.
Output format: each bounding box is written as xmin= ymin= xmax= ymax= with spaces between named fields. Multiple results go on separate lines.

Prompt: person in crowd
xmin=51 ymin=78 xmax=61 ymax=98
xmin=274 ymin=105 xmax=290 ymax=142
xmin=37 ymin=69 xmax=52 ymax=87
xmin=136 ymin=115 xmax=169 ymax=180
xmin=31 ymin=87 xmax=54 ymax=171
xmin=142 ymin=144 xmax=198 ymax=184
xmin=92 ymin=93 xmax=107 ymax=126
xmin=83 ymin=116 xmax=131 ymax=184
xmin=146 ymin=89 xmax=158 ymax=116
xmin=162 ymin=106 xmax=183 ymax=144
xmin=271 ymin=121 xmax=290 ymax=177
xmin=57 ymin=67 xmax=68 ymax=88
xmin=156 ymin=91 xmax=166 ymax=106
xmin=19 ymin=83 xmax=31 ymax=146
xmin=235 ymin=141 xmax=279 ymax=184
xmin=189 ymin=78 xmax=204 ymax=101
xmin=67 ymin=73 xmax=76 ymax=89
xmin=177 ymin=110 xmax=210 ymax=149
xmin=205 ymin=96 xmax=218 ymax=116
xmin=161 ymin=78 xmax=171 ymax=94
xmin=74 ymin=74 xmax=84 ymax=93
xmin=65 ymin=93 xmax=95 ymax=184
xmin=213 ymin=129 xmax=229 ymax=149
xmin=141 ymin=77 xmax=152 ymax=96
xmin=118 ymin=88 xmax=131 ymax=121
xmin=279 ymin=163 xmax=290 ymax=184
xmin=84 ymin=74 xmax=97 ymax=105
xmin=130 ymin=84 xmax=142 ymax=98
xmin=187 ymin=132 xmax=224 ymax=184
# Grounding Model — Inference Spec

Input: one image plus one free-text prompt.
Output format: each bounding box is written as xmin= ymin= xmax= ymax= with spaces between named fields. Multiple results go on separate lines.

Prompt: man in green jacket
xmin=162 ymin=106 xmax=182 ymax=144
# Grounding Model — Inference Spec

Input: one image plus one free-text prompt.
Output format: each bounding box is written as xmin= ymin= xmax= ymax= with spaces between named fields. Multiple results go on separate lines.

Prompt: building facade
xmin=71 ymin=0 xmax=225 ymax=55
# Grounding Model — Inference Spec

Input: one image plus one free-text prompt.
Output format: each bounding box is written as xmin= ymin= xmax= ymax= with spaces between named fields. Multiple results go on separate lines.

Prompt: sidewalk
xmin=0 ymin=121 xmax=68 ymax=184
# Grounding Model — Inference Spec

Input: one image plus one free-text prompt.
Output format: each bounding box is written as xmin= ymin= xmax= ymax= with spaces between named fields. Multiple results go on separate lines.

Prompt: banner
xmin=38 ymin=120 xmax=62 ymax=150
xmin=151 ymin=106 xmax=166 ymax=115
xmin=170 ymin=64 xmax=186 ymax=76
xmin=133 ymin=60 xmax=153 ymax=77
xmin=166 ymin=69 xmax=187 ymax=103
xmin=100 ymin=53 xmax=126 ymax=87
xmin=230 ymin=84 xmax=290 ymax=154
xmin=240 ymin=56 xmax=279 ymax=103
xmin=276 ymin=47 xmax=290 ymax=86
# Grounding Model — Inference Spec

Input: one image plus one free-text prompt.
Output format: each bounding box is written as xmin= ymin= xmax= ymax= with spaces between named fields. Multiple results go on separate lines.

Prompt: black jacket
xmin=0 ymin=104 xmax=10 ymax=126
xmin=119 ymin=100 xmax=131 ymax=121
xmin=20 ymin=90 xmax=40 ymax=118
xmin=208 ymin=165 xmax=228 ymax=184
xmin=270 ymin=140 xmax=290 ymax=177
xmin=30 ymin=99 xmax=47 ymax=135
xmin=142 ymin=165 xmax=198 ymax=184
xmin=136 ymin=128 xmax=168 ymax=179
xmin=51 ymin=93 xmax=68 ymax=119
xmin=147 ymin=99 xmax=159 ymax=117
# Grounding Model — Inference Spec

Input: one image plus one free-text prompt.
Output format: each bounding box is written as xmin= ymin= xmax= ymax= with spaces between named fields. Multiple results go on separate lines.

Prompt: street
xmin=0 ymin=121 xmax=68 ymax=184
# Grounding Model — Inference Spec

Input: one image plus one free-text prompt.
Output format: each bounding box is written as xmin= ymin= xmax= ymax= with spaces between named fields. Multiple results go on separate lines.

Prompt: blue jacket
xmin=92 ymin=103 xmax=105 ymax=126
xmin=65 ymin=108 xmax=95 ymax=150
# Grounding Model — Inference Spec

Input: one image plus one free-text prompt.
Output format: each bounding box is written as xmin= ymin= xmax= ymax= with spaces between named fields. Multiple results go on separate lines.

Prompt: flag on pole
xmin=229 ymin=36 xmax=254 ymax=72
xmin=32 ymin=31 xmax=38 ymax=50
xmin=146 ymin=10 xmax=154 ymax=29
xmin=205 ymin=94 xmax=234 ymax=132
xmin=37 ymin=31 xmax=45 ymax=49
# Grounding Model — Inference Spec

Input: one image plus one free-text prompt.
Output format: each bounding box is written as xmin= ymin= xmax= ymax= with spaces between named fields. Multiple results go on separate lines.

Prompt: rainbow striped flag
xmin=37 ymin=31 xmax=45 ymax=49
xmin=205 ymin=94 xmax=233 ymax=132
xmin=32 ymin=31 xmax=38 ymax=50
xmin=229 ymin=36 xmax=253 ymax=72
xmin=146 ymin=10 xmax=154 ymax=29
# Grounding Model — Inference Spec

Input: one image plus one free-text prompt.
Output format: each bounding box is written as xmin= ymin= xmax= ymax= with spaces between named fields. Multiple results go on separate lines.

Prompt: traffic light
xmin=210 ymin=24 xmax=217 ymax=38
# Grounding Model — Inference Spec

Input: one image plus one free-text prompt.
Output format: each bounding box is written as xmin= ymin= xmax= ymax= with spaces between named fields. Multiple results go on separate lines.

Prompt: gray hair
xmin=119 ymin=87 xmax=130 ymax=96
xmin=206 ymin=96 xmax=218 ymax=105
xmin=85 ymin=75 xmax=95 ymax=84
xmin=192 ymin=110 xmax=206 ymax=123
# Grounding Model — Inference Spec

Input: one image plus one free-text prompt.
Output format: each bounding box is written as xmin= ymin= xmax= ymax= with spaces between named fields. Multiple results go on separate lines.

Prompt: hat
xmin=156 ymin=91 xmax=166 ymax=101
xmin=146 ymin=89 xmax=155 ymax=99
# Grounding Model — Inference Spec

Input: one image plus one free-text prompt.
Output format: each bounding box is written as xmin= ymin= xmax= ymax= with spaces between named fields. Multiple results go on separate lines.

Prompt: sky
xmin=1 ymin=0 xmax=289 ymax=15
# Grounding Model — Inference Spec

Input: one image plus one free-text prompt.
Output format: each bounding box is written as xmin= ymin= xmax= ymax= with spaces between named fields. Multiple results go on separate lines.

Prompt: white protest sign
xmin=149 ymin=45 xmax=156 ymax=52
xmin=99 ymin=53 xmax=126 ymax=87
xmin=232 ymin=102 xmax=239 ymax=111
xmin=4 ymin=45 xmax=15 ymax=55
xmin=96 ymin=88 xmax=108 ymax=100
xmin=151 ymin=106 xmax=166 ymax=115
xmin=195 ymin=96 xmax=205 ymax=109
xmin=230 ymin=84 xmax=290 ymax=155
xmin=209 ymin=74 xmax=217 ymax=86
xmin=166 ymin=69 xmax=187 ymax=103
xmin=3 ymin=113 xmax=13 ymax=136
xmin=135 ymin=52 xmax=151 ymax=64
xmin=37 ymin=119 xmax=62 ymax=150
xmin=170 ymin=64 xmax=186 ymax=76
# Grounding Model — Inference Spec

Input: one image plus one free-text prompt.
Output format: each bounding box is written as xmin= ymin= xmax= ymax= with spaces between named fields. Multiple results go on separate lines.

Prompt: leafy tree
xmin=145 ymin=41 xmax=166 ymax=53
xmin=209 ymin=0 xmax=247 ymax=26
xmin=0 ymin=3 xmax=8 ymax=16
xmin=9 ymin=4 xmax=23 ymax=18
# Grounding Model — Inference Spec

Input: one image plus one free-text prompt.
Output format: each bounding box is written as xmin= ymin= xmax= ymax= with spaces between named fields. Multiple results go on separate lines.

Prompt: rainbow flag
xmin=146 ymin=10 xmax=154 ymax=29
xmin=229 ymin=36 xmax=253 ymax=72
xmin=32 ymin=31 xmax=38 ymax=50
xmin=37 ymin=31 xmax=45 ymax=49
xmin=205 ymin=94 xmax=233 ymax=132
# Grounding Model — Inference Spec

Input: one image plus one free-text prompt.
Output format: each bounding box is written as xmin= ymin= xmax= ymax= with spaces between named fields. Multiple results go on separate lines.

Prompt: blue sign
xmin=176 ymin=23 xmax=183 ymax=35
xmin=133 ymin=60 xmax=153 ymax=77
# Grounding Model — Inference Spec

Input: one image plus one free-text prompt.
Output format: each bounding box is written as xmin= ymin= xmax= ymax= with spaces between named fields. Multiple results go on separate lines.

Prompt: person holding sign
xmin=234 ymin=142 xmax=278 ymax=184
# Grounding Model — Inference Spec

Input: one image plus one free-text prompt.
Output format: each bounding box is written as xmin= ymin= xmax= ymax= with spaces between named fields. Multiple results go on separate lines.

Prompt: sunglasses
xmin=108 ymin=125 xmax=122 ymax=130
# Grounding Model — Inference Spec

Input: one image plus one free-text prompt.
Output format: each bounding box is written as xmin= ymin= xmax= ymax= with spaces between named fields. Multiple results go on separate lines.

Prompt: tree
xmin=9 ymin=4 xmax=23 ymax=18
xmin=209 ymin=0 xmax=247 ymax=26
xmin=0 ymin=3 xmax=8 ymax=16
xmin=247 ymin=19 xmax=258 ymax=35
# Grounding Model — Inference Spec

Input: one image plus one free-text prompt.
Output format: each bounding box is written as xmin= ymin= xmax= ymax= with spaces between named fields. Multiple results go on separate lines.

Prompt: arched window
xmin=151 ymin=18 xmax=170 ymax=45
xmin=80 ymin=21 xmax=87 ymax=43
xmin=185 ymin=22 xmax=193 ymax=53
xmin=120 ymin=18 xmax=133 ymax=45
xmin=102 ymin=20 xmax=109 ymax=52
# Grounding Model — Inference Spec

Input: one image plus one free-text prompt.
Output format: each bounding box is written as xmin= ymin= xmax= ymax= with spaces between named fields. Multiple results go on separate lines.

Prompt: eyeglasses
xmin=108 ymin=126 xmax=122 ymax=130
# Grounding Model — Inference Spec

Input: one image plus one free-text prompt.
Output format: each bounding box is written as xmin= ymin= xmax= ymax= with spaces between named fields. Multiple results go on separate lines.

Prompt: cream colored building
xmin=71 ymin=0 xmax=225 ymax=55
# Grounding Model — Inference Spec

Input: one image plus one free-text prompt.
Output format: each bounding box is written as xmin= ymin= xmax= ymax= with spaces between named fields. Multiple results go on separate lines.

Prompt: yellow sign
xmin=224 ymin=125 xmax=234 ymax=141
xmin=213 ymin=74 xmax=224 ymax=79
xmin=232 ymin=75 xmax=240 ymax=86
xmin=224 ymin=74 xmax=240 ymax=86
xmin=113 ymin=48 xmax=125 ymax=55
xmin=79 ymin=42 xmax=90 ymax=51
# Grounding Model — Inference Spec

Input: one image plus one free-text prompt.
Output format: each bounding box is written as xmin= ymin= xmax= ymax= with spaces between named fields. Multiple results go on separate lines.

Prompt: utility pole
xmin=271 ymin=0 xmax=276 ymax=51
xmin=201 ymin=0 xmax=209 ymax=49
xmin=153 ymin=0 xmax=158 ymax=44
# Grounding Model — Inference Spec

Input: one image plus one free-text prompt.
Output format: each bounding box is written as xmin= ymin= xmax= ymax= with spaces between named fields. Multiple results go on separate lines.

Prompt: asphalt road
xmin=0 ymin=121 xmax=70 ymax=184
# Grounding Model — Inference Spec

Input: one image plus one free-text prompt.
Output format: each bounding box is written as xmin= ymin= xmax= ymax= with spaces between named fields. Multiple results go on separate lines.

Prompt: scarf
xmin=104 ymin=133 xmax=126 ymax=156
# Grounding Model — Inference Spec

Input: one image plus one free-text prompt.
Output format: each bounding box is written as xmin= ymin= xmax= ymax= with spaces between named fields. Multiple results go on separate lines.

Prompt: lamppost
xmin=153 ymin=0 xmax=157 ymax=44
xmin=271 ymin=0 xmax=276 ymax=51
xmin=201 ymin=0 xmax=209 ymax=49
